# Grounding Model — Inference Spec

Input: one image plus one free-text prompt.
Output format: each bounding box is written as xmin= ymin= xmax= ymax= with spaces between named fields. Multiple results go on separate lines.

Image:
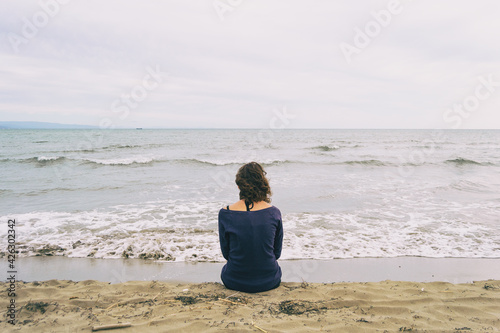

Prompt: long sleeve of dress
xmin=218 ymin=213 xmax=229 ymax=260
xmin=274 ymin=217 xmax=283 ymax=260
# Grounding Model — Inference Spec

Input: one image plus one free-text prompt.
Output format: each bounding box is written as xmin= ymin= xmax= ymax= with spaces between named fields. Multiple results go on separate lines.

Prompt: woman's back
xmin=218 ymin=162 xmax=282 ymax=293
xmin=218 ymin=205 xmax=283 ymax=293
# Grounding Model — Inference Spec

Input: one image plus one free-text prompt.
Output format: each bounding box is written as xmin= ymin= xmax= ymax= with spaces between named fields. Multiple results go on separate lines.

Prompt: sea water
xmin=1 ymin=129 xmax=499 ymax=261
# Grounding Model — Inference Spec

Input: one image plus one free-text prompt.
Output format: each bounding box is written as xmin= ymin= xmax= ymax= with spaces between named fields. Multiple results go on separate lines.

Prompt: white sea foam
xmin=191 ymin=158 xmax=288 ymax=166
xmin=37 ymin=156 xmax=64 ymax=162
xmin=1 ymin=199 xmax=499 ymax=262
xmin=84 ymin=156 xmax=156 ymax=165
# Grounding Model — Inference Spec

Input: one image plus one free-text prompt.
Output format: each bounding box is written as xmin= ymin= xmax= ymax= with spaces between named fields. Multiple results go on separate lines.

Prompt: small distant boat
xmin=136 ymin=128 xmax=143 ymax=130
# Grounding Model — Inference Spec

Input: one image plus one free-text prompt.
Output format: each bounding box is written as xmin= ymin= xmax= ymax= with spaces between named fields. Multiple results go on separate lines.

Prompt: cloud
xmin=1 ymin=0 xmax=499 ymax=128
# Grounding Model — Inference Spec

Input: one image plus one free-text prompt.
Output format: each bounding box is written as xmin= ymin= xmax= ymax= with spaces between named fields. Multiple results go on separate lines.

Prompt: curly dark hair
xmin=235 ymin=162 xmax=272 ymax=206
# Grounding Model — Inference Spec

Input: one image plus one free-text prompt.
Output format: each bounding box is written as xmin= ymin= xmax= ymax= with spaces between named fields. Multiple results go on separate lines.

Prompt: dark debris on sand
xmin=276 ymin=300 xmax=327 ymax=315
xmin=483 ymin=282 xmax=498 ymax=290
xmin=175 ymin=296 xmax=198 ymax=305
xmin=24 ymin=301 xmax=50 ymax=314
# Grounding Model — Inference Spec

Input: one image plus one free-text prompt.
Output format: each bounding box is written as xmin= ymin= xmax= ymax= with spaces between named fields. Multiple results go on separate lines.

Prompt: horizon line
xmin=1 ymin=121 xmax=499 ymax=130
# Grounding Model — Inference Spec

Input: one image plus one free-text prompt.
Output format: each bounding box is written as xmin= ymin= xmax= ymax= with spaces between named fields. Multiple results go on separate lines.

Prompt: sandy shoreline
xmin=1 ymin=279 xmax=499 ymax=332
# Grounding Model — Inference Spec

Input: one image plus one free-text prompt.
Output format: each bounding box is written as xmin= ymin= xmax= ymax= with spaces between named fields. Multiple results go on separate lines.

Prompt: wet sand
xmin=4 ymin=256 xmax=500 ymax=284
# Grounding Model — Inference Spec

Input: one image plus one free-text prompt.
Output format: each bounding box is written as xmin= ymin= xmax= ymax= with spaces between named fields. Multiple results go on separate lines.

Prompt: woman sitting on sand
xmin=218 ymin=162 xmax=283 ymax=293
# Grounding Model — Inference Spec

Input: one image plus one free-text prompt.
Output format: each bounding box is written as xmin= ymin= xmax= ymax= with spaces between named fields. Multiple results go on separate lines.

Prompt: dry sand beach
xmin=1 ymin=279 xmax=499 ymax=332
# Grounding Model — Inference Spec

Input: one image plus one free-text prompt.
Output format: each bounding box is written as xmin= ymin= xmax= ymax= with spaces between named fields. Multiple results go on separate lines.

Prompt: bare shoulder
xmin=227 ymin=200 xmax=246 ymax=211
xmin=224 ymin=200 xmax=274 ymax=211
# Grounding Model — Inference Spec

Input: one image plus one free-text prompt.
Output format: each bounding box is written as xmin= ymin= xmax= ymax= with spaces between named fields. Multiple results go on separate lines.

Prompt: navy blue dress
xmin=218 ymin=206 xmax=283 ymax=293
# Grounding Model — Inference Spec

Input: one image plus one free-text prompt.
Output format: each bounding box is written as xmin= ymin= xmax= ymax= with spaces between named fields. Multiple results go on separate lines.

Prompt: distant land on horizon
xmin=0 ymin=121 xmax=99 ymax=129
xmin=1 ymin=121 xmax=497 ymax=130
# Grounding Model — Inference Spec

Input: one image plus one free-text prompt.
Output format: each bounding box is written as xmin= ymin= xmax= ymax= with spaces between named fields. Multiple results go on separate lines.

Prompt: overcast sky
xmin=1 ymin=0 xmax=500 ymax=129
